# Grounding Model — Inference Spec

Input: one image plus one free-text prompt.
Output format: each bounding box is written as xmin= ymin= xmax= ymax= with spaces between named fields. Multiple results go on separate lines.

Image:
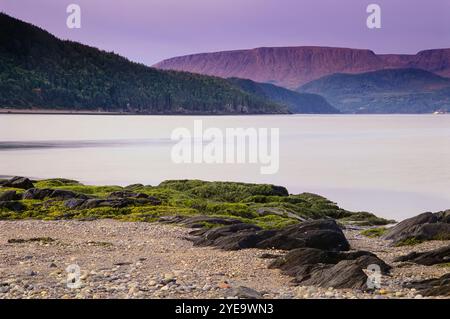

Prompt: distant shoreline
xmin=0 ymin=108 xmax=290 ymax=116
xmin=0 ymin=108 xmax=448 ymax=116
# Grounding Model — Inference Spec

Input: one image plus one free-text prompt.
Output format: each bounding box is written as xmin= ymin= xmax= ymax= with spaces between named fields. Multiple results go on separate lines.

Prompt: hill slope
xmin=227 ymin=78 xmax=339 ymax=114
xmin=0 ymin=13 xmax=287 ymax=114
xmin=154 ymin=46 xmax=450 ymax=89
xmin=298 ymin=68 xmax=450 ymax=114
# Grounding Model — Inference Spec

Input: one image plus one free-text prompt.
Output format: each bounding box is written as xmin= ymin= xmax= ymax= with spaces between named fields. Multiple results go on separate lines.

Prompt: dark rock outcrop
xmin=189 ymin=219 xmax=350 ymax=252
xmin=107 ymin=191 xmax=161 ymax=205
xmin=404 ymin=273 xmax=450 ymax=297
xmin=0 ymin=190 xmax=21 ymax=201
xmin=2 ymin=177 xmax=34 ymax=190
xmin=394 ymin=245 xmax=450 ymax=266
xmin=22 ymin=188 xmax=88 ymax=201
xmin=22 ymin=188 xmax=53 ymax=200
xmin=64 ymin=196 xmax=161 ymax=210
xmin=382 ymin=211 xmax=450 ymax=245
xmin=269 ymin=247 xmax=391 ymax=289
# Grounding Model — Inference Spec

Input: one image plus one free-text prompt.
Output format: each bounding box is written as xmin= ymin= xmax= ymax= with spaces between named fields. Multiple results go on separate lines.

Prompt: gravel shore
xmin=0 ymin=219 xmax=448 ymax=299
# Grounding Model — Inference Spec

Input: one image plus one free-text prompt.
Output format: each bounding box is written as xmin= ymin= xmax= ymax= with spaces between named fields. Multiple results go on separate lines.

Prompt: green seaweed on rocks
xmin=0 ymin=178 xmax=394 ymax=229
xmin=361 ymin=227 xmax=388 ymax=238
xmin=395 ymin=237 xmax=424 ymax=247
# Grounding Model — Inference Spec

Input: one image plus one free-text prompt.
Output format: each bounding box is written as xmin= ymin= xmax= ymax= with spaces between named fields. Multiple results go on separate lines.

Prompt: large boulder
xmin=190 ymin=223 xmax=264 ymax=248
xmin=22 ymin=188 xmax=54 ymax=200
xmin=189 ymin=219 xmax=350 ymax=252
xmin=382 ymin=211 xmax=450 ymax=245
xmin=269 ymin=247 xmax=391 ymax=289
xmin=404 ymin=273 xmax=450 ymax=297
xmin=297 ymin=260 xmax=369 ymax=290
xmin=2 ymin=177 xmax=34 ymax=190
xmin=394 ymin=245 xmax=450 ymax=266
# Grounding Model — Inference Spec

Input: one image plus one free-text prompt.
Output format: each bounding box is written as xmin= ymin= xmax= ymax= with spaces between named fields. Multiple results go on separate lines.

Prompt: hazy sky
xmin=1 ymin=0 xmax=449 ymax=65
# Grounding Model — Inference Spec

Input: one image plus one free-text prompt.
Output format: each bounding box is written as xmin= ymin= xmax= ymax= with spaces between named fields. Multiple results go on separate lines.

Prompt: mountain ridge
xmin=298 ymin=68 xmax=450 ymax=114
xmin=154 ymin=46 xmax=450 ymax=89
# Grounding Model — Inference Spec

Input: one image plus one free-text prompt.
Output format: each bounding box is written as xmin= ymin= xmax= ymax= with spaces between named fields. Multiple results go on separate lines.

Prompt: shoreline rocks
xmin=269 ymin=248 xmax=391 ymax=289
xmin=404 ymin=273 xmax=450 ymax=297
xmin=2 ymin=177 xmax=34 ymax=190
xmin=382 ymin=211 xmax=450 ymax=245
xmin=189 ymin=219 xmax=350 ymax=252
xmin=394 ymin=245 xmax=450 ymax=266
xmin=0 ymin=219 xmax=448 ymax=299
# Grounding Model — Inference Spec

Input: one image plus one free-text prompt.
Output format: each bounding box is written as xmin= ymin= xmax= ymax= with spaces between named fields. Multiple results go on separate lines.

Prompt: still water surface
xmin=1 ymin=114 xmax=449 ymax=220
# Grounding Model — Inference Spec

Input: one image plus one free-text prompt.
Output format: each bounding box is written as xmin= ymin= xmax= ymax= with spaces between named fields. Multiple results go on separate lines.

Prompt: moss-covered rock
xmin=0 ymin=178 xmax=394 ymax=229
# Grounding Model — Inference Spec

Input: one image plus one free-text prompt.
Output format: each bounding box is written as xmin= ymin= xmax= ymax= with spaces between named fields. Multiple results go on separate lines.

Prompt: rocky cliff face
xmin=154 ymin=47 xmax=450 ymax=89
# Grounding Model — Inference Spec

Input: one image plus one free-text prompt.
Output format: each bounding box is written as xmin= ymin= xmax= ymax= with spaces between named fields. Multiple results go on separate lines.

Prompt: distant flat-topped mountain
xmin=299 ymin=68 xmax=450 ymax=114
xmin=154 ymin=46 xmax=450 ymax=89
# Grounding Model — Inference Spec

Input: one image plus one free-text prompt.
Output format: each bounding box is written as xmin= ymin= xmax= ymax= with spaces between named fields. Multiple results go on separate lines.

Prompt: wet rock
xmin=269 ymin=247 xmax=391 ymax=289
xmin=225 ymin=286 xmax=263 ymax=299
xmin=189 ymin=219 xmax=350 ymax=252
xmin=382 ymin=211 xmax=450 ymax=244
xmin=190 ymin=223 xmax=266 ymax=250
xmin=2 ymin=176 xmax=34 ymax=190
xmin=394 ymin=245 xmax=450 ymax=265
xmin=404 ymin=273 xmax=450 ymax=297
xmin=0 ymin=190 xmax=21 ymax=201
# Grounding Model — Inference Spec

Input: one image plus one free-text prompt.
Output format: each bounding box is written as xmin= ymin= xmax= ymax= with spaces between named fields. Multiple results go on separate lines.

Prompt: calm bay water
xmin=1 ymin=114 xmax=449 ymax=220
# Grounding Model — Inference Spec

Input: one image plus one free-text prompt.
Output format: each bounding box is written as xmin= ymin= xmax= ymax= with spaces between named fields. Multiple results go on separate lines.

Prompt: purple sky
xmin=1 ymin=0 xmax=449 ymax=65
